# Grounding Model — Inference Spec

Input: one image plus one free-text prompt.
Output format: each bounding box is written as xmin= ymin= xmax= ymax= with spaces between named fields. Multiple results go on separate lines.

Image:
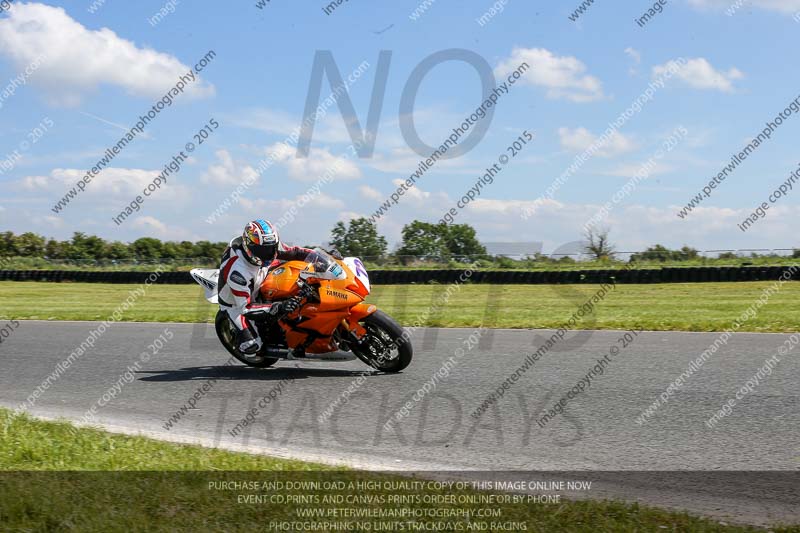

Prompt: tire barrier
xmin=0 ymin=266 xmax=796 ymax=285
xmin=0 ymin=270 xmax=192 ymax=284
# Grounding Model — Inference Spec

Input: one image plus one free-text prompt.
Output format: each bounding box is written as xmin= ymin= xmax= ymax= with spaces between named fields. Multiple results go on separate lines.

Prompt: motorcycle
xmin=190 ymin=248 xmax=413 ymax=372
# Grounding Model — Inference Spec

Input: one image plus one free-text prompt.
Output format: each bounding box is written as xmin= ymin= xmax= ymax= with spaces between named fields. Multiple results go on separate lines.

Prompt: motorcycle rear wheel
xmin=352 ymin=310 xmax=413 ymax=372
xmin=215 ymin=310 xmax=279 ymax=368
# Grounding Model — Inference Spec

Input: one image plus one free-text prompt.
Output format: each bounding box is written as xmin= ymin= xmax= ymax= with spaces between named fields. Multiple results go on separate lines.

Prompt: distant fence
xmin=0 ymin=248 xmax=798 ymax=270
xmin=0 ymin=266 xmax=796 ymax=285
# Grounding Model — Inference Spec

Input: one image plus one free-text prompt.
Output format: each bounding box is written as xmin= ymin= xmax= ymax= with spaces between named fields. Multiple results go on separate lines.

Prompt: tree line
xmin=0 ymin=219 xmax=488 ymax=262
xmin=0 ymin=231 xmax=227 ymax=261
xmin=0 ymin=221 xmax=794 ymax=263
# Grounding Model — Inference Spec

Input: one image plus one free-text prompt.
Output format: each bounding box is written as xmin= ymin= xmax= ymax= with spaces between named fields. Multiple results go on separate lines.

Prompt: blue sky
xmin=1 ymin=0 xmax=799 ymax=254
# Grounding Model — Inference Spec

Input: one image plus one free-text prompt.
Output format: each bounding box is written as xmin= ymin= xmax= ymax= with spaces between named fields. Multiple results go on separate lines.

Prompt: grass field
xmin=0 ymin=409 xmax=774 ymax=532
xmin=0 ymin=281 xmax=798 ymax=332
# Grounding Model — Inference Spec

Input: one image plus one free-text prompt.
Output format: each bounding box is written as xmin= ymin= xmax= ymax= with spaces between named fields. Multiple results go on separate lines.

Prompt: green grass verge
xmin=0 ymin=409 xmax=319 ymax=472
xmin=1 ymin=281 xmax=799 ymax=333
xmin=0 ymin=409 xmax=776 ymax=532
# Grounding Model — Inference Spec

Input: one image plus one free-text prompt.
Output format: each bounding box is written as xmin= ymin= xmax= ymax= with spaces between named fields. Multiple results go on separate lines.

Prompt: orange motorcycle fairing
xmin=258 ymin=259 xmax=377 ymax=353
xmin=259 ymin=261 xmax=307 ymax=301
xmin=345 ymin=303 xmax=377 ymax=339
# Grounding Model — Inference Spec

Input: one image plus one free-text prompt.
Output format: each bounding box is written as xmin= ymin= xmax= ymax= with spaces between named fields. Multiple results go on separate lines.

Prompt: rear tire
xmin=215 ymin=310 xmax=279 ymax=368
xmin=353 ymin=310 xmax=413 ymax=372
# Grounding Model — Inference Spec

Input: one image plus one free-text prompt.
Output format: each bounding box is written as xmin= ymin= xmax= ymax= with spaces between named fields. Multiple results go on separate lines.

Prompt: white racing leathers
xmin=217 ymin=237 xmax=313 ymax=335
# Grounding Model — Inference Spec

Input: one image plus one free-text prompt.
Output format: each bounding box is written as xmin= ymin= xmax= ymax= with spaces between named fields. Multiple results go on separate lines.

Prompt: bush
xmin=495 ymin=256 xmax=517 ymax=269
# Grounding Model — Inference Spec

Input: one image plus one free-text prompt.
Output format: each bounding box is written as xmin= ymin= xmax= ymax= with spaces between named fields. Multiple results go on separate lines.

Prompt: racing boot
xmin=235 ymin=328 xmax=261 ymax=355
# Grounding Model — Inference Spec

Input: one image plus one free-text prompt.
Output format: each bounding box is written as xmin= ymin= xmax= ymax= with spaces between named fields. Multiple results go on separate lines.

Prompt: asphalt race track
xmin=1 ymin=321 xmax=798 ymax=526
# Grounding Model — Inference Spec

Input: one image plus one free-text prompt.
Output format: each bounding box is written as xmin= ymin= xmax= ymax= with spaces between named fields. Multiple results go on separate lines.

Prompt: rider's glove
xmin=269 ymin=297 xmax=301 ymax=318
xmin=328 ymin=248 xmax=343 ymax=260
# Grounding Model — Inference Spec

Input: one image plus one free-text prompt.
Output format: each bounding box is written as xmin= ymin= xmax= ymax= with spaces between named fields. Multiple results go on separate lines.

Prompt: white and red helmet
xmin=242 ymin=219 xmax=279 ymax=266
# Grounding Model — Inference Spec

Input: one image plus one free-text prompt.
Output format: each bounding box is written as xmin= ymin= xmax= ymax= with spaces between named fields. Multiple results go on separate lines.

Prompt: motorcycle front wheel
xmin=215 ymin=310 xmax=279 ymax=368
xmin=352 ymin=310 xmax=413 ymax=372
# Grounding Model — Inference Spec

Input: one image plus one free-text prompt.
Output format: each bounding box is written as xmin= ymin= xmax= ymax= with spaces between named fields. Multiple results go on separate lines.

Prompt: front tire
xmin=352 ymin=310 xmax=413 ymax=372
xmin=214 ymin=310 xmax=279 ymax=368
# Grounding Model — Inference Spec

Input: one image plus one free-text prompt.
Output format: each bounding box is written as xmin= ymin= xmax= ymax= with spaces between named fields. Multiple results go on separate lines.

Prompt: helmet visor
xmin=246 ymin=242 xmax=277 ymax=263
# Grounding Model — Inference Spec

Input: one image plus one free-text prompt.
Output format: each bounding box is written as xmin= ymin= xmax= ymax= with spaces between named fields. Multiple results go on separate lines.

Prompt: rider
xmin=217 ymin=219 xmax=314 ymax=355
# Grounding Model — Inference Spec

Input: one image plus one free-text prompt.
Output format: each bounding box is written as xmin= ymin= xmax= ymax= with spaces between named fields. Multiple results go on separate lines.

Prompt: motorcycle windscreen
xmin=300 ymin=248 xmax=347 ymax=281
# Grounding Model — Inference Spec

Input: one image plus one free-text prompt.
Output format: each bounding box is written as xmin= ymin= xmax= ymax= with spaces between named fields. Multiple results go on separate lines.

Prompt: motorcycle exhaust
xmin=301 ymin=351 xmax=357 ymax=362
xmin=263 ymin=347 xmax=290 ymax=358
xmin=263 ymin=347 xmax=356 ymax=362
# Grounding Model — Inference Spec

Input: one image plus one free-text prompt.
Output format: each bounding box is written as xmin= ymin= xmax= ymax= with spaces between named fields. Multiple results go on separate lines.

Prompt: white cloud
xmin=652 ymin=58 xmax=744 ymax=92
xmin=558 ymin=127 xmax=637 ymax=157
xmin=361 ymin=144 xmax=477 ymax=176
xmin=19 ymin=167 xmax=188 ymax=200
xmin=227 ymin=105 xmax=480 ymax=180
xmin=338 ymin=211 xmax=365 ymax=223
xmin=624 ymin=47 xmax=641 ymax=76
xmin=390 ymin=179 xmax=432 ymax=202
xmin=201 ymin=150 xmax=259 ymax=186
xmin=267 ymin=143 xmax=361 ymax=182
xmin=133 ymin=216 xmax=167 ymax=234
xmin=325 ymin=177 xmax=799 ymax=251
xmin=495 ymin=47 xmax=604 ymax=102
xmin=128 ymin=216 xmax=202 ymax=241
xmin=359 ymin=185 xmax=383 ymax=200
xmin=412 ymin=195 xmax=800 ymax=252
xmin=0 ymin=2 xmax=214 ymax=105
xmin=305 ymin=193 xmax=345 ymax=210
xmin=468 ymin=197 xmax=563 ymax=217
xmin=21 ymin=175 xmax=50 ymax=190
xmin=624 ymin=47 xmax=642 ymax=64
xmin=688 ymin=0 xmax=800 ymax=14
xmin=230 ymin=191 xmax=345 ymax=218
xmin=355 ymin=183 xmax=549 ymax=246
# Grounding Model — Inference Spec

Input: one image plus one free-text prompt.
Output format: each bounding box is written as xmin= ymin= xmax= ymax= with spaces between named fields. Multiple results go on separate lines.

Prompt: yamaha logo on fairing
xmin=326 ymin=289 xmax=348 ymax=301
